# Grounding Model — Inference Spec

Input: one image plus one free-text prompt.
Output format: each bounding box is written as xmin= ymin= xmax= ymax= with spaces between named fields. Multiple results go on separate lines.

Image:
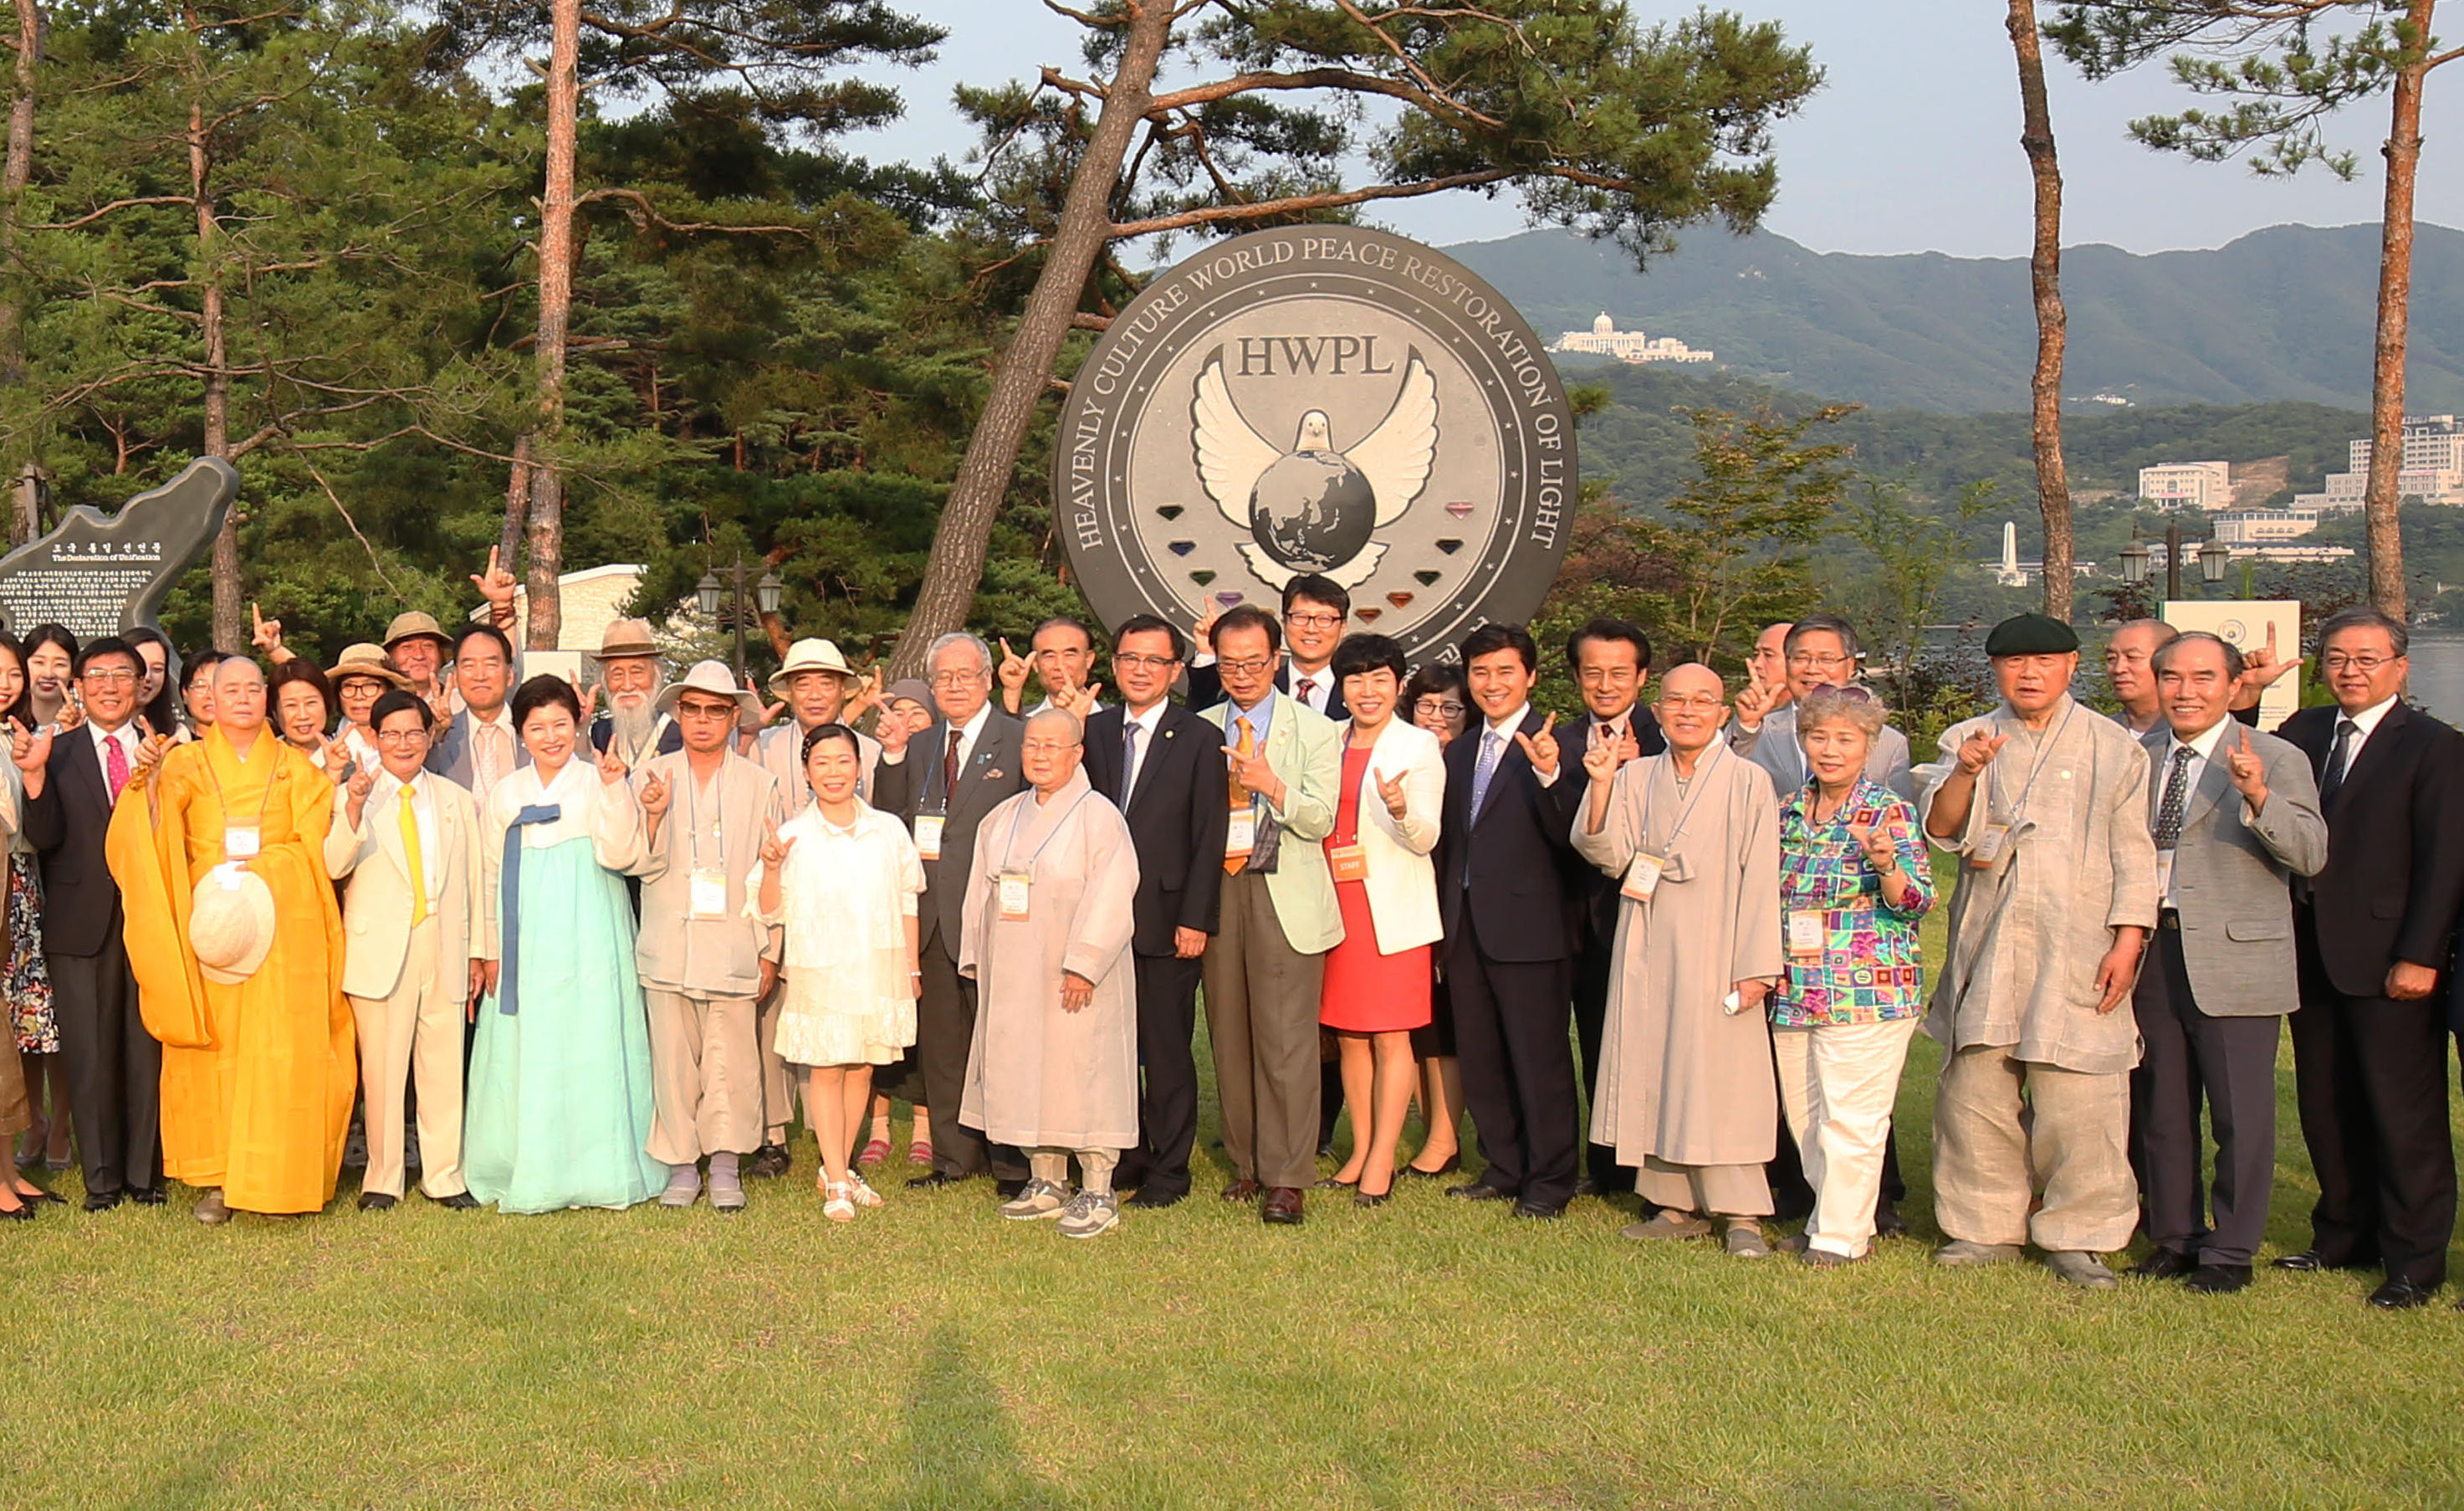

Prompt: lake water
xmin=2408 ymin=629 xmax=2464 ymax=725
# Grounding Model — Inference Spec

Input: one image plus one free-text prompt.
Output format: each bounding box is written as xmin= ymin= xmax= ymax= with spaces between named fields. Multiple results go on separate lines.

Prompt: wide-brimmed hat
xmin=767 ymin=638 xmax=860 ymax=697
xmin=190 ymin=867 xmax=277 ymax=985
xmin=329 ymin=643 xmax=411 ymax=690
xmin=884 ymin=678 xmax=933 ymax=711
xmin=588 ymin=617 xmax=662 ymax=662
xmin=655 ymin=658 xmax=764 ymax=720
xmin=381 ymin=611 xmax=452 ymax=652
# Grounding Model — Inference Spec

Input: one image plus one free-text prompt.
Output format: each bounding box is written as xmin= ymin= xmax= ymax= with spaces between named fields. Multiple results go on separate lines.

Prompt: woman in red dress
xmin=1317 ymin=636 xmax=1446 ymax=1204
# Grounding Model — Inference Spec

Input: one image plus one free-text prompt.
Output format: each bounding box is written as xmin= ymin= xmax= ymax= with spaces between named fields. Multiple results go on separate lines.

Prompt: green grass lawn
xmin=13 ymin=858 xmax=2464 ymax=1508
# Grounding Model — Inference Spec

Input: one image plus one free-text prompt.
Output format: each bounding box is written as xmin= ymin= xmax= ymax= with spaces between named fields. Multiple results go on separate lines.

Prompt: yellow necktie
xmin=399 ymin=784 xmax=428 ymax=925
xmin=1224 ymin=717 xmax=1255 ymax=875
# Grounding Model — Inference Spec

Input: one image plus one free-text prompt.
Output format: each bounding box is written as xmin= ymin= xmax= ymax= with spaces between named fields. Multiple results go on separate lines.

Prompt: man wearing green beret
xmin=1918 ymin=612 xmax=2158 ymax=1289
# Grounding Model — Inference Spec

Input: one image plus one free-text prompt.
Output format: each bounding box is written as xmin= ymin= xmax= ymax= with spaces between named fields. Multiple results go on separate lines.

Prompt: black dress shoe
xmin=357 ymin=1192 xmax=396 ymax=1211
xmin=1445 ymin=1181 xmax=1514 ymax=1202
xmin=906 ymin=1170 xmax=966 ymax=1191
xmin=2369 ymin=1277 xmax=2441 ymax=1309
xmin=1404 ymin=1153 xmax=1460 ymax=1178
xmin=1571 ymin=1177 xmax=1601 ymax=1199
xmin=2186 ymin=1263 xmax=2253 ymax=1294
xmin=748 ymin=1144 xmax=791 ymax=1179
xmin=433 ymin=1192 xmax=480 ymax=1210
xmin=2273 ymin=1249 xmax=2373 ymax=1273
xmin=1511 ymin=1201 xmax=1566 ymax=1220
xmin=1354 ymin=1186 xmax=1392 ymax=1209
xmin=1126 ymin=1186 xmax=1185 ymax=1210
xmin=994 ymin=1178 xmax=1028 ymax=1201
xmin=82 ymin=1191 xmax=124 ymax=1213
xmin=1873 ymin=1200 xmax=1909 ymax=1238
xmin=2129 ymin=1248 xmax=2198 ymax=1281
xmin=125 ymin=1187 xmax=164 ymax=1206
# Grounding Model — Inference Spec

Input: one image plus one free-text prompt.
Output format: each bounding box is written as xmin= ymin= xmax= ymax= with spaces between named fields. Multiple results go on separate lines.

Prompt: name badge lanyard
xmin=1980 ymin=701 xmax=2076 ymax=848
xmin=997 ymin=791 xmax=1090 ymax=922
xmin=1622 ymin=742 xmax=1723 ymax=904
xmin=916 ymin=729 xmax=961 ymax=860
xmin=683 ymin=771 xmax=730 ymax=919
xmin=202 ymin=745 xmax=281 ymax=884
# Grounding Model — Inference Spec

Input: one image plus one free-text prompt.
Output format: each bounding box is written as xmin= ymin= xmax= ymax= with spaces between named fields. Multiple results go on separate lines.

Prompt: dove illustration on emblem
xmin=1189 ymin=345 xmax=1438 ymax=591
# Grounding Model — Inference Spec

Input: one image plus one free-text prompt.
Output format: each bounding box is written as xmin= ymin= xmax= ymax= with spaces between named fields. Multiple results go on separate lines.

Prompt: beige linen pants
xmin=347 ymin=917 xmax=466 ymax=1200
xmin=1933 ymin=1042 xmax=2137 ymax=1252
xmin=1200 ymin=872 xmax=1326 ymax=1191
xmin=645 ymin=990 xmax=764 ymax=1163
xmin=1774 ymin=1017 xmax=1920 ymax=1258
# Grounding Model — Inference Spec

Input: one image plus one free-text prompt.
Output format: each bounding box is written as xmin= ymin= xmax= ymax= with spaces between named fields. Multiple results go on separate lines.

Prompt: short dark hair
xmin=454 ymin=622 xmax=514 ymax=663
xmin=1459 ymin=622 xmax=1537 ymax=675
xmin=371 ymin=689 xmax=434 ymax=731
xmin=1785 ymin=612 xmax=1863 ymax=662
xmin=1210 ymin=603 xmax=1281 ymax=655
xmin=267 ymin=658 xmax=335 ymax=722
xmin=1030 ymin=614 xmax=1097 ymax=653
xmin=1282 ymin=575 xmax=1349 ymax=618
xmin=2318 ymin=606 xmax=2407 ymax=659
xmin=1332 ymin=633 xmax=1406 ymax=684
xmin=181 ymin=648 xmax=227 ymax=691
xmin=1112 ymin=614 xmax=1187 ymax=663
xmin=74 ymin=635 xmax=141 ymax=679
xmin=801 ymin=720 xmax=860 ymax=766
xmin=512 ymin=673 xmax=581 ymax=730
xmin=2151 ymin=630 xmax=2246 ymax=681
xmin=1565 ymin=617 xmax=1651 ymax=674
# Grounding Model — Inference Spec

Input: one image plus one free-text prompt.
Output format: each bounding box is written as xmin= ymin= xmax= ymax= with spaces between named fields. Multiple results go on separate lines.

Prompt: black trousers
xmin=2132 ymin=922 xmax=2281 ymax=1267
xmin=1448 ymin=923 xmax=1577 ymax=1211
xmin=918 ymin=923 xmax=1025 ymax=1182
xmin=1118 ymin=951 xmax=1201 ymax=1197
xmin=48 ymin=938 xmax=161 ymax=1197
xmin=1572 ymin=939 xmax=1632 ymax=1193
xmin=2291 ymin=914 xmax=2456 ymax=1285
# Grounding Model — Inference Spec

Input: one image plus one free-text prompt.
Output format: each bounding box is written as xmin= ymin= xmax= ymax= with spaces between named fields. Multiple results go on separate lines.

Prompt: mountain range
xmin=1449 ymin=222 xmax=2464 ymax=416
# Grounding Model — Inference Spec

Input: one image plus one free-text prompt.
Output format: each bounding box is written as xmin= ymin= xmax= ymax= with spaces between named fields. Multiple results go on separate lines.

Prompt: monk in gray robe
xmin=1572 ymin=663 xmax=1784 ymax=1257
xmin=1920 ymin=612 xmax=2157 ymax=1289
xmin=959 ymin=709 xmax=1141 ymax=1241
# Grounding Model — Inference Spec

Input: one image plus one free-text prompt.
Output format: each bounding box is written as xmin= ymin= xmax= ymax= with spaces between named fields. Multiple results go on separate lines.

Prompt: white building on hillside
xmin=2294 ymin=415 xmax=2464 ymax=511
xmin=1551 ymin=313 xmax=1714 ymax=365
xmin=2213 ymin=509 xmax=2321 ymax=545
xmin=2138 ymin=460 xmax=2234 ymax=510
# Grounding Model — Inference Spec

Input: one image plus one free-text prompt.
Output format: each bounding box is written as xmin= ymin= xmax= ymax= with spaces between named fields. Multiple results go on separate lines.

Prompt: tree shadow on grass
xmin=896 ymin=1327 xmax=1072 ymax=1511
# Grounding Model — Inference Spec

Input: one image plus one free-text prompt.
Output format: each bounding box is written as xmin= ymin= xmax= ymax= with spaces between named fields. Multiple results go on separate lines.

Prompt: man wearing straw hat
xmin=382 ymin=611 xmax=458 ymax=716
xmin=589 ymin=619 xmax=684 ymax=768
xmin=631 ymin=660 xmax=786 ymax=1211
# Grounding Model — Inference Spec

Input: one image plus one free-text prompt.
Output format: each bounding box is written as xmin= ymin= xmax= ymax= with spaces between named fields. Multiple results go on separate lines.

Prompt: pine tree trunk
xmin=523 ymin=0 xmax=579 ymax=652
xmin=2008 ymin=0 xmax=2073 ymax=622
xmin=885 ymin=0 xmax=1173 ymax=680
xmin=2 ymin=0 xmax=38 ymax=547
xmin=2361 ymin=0 xmax=2433 ymax=618
xmin=187 ymin=23 xmax=238 ymax=650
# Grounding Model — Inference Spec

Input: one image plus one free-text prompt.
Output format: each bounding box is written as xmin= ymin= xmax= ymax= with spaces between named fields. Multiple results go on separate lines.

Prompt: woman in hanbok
xmin=754 ymin=723 xmax=923 ymax=1222
xmin=463 ymin=675 xmax=665 ymax=1212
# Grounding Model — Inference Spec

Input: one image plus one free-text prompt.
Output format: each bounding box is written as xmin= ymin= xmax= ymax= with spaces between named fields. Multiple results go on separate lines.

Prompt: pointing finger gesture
xmin=998 ymin=638 xmax=1030 ymax=693
xmin=250 ymin=601 xmax=283 ymax=653
xmin=1376 ymin=766 xmax=1411 ymax=819
xmin=596 ymin=745 xmax=629 ymax=787
xmin=2226 ymin=723 xmax=2269 ymax=805
xmin=1955 ymin=727 xmax=2008 ymax=776
xmin=1582 ymin=731 xmax=1621 ymax=786
xmin=639 ymin=770 xmax=671 ymax=817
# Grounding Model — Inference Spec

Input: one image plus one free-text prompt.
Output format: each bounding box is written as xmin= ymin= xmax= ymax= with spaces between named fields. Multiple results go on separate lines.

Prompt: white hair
xmin=928 ymin=632 xmax=992 ymax=678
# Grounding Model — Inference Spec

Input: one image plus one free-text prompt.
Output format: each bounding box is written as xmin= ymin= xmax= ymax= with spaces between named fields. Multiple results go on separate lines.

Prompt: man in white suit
xmin=327 ymin=689 xmax=492 ymax=1211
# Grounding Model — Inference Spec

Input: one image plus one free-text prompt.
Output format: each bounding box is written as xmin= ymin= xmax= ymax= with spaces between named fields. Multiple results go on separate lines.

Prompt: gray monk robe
xmin=1919 ymin=694 xmax=2158 ymax=1252
xmin=958 ymin=770 xmax=1143 ymax=1151
xmin=1572 ymin=743 xmax=1784 ymax=1216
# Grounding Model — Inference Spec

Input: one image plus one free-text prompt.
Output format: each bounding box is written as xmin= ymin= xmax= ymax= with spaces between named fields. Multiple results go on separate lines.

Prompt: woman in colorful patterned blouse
xmin=1771 ymin=684 xmax=1934 ymax=1267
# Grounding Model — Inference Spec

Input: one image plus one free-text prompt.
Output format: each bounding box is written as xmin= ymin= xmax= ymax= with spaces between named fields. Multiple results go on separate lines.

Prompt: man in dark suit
xmin=2276 ymin=607 xmax=2464 ymax=1309
xmin=871 ymin=631 xmax=1030 ymax=1192
xmin=1556 ymin=618 xmax=1664 ymax=1198
xmin=1183 ymin=573 xmax=1352 ymax=720
xmin=1082 ymin=615 xmax=1229 ymax=1208
xmin=426 ymin=623 xmax=527 ymax=807
xmin=21 ymin=637 xmax=162 ymax=1210
xmin=1437 ymin=622 xmax=1585 ymax=1218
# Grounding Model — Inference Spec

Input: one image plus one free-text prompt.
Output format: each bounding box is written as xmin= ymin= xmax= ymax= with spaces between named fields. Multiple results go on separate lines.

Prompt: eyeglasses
xmin=1285 ymin=612 xmax=1344 ymax=629
xmin=930 ymin=670 xmax=987 ymax=688
xmin=1020 ymin=739 xmax=1079 ymax=756
xmin=1787 ymin=652 xmax=1851 ymax=669
xmin=1218 ymin=658 xmax=1275 ymax=676
xmin=2322 ymin=653 xmax=2395 ymax=673
xmin=375 ymin=730 xmax=431 ymax=747
xmin=79 ymin=668 xmax=137 ymax=685
xmin=1413 ymin=699 xmax=1465 ymax=718
xmin=1113 ymin=653 xmax=1181 ymax=671
xmin=1659 ymin=694 xmax=1725 ymax=711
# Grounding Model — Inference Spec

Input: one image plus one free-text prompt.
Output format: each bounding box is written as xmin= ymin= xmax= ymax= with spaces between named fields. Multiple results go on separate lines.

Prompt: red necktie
xmin=943 ymin=726 xmax=963 ymax=796
xmin=104 ymin=731 xmax=130 ymax=801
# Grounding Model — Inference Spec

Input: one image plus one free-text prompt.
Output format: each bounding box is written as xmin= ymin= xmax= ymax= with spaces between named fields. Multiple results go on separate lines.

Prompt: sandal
xmin=823 ymin=1180 xmax=856 ymax=1223
xmin=850 ymin=1174 xmax=884 ymax=1208
xmin=857 ymin=1137 xmax=890 ymax=1168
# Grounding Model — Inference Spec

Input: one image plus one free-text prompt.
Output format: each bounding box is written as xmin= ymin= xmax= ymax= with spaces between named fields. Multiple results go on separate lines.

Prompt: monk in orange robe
xmin=108 ymin=655 xmax=354 ymax=1222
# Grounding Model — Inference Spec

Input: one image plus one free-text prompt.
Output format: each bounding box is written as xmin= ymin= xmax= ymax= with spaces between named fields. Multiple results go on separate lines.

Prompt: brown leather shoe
xmin=1220 ymin=1178 xmax=1261 ymax=1202
xmin=1261 ymin=1186 xmax=1304 ymax=1225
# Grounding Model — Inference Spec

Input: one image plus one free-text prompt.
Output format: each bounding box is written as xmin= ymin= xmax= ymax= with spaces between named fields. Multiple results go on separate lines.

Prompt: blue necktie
xmin=495 ymin=803 xmax=563 ymax=1016
xmin=1469 ymin=730 xmax=1503 ymax=820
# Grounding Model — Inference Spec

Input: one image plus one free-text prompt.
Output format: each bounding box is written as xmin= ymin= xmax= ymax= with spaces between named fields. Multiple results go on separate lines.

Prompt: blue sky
xmin=847 ymin=0 xmax=2463 ymax=257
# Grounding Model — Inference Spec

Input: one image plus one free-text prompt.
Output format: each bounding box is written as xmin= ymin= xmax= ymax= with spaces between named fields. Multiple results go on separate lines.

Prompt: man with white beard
xmin=588 ymin=620 xmax=684 ymax=766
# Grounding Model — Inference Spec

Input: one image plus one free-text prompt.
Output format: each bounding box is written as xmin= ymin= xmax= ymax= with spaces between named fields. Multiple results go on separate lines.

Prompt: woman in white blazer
xmin=1316 ymin=635 xmax=1446 ymax=1205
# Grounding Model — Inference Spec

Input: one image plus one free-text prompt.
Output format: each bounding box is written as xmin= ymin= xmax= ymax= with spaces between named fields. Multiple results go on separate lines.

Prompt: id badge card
xmin=1225 ymin=807 xmax=1256 ymax=859
xmin=223 ymin=825 xmax=261 ymax=860
xmin=997 ymin=869 xmax=1031 ymax=922
xmin=1328 ymin=842 xmax=1367 ymax=884
xmin=1621 ymin=852 xmax=1666 ymax=903
xmin=1970 ymin=823 xmax=2011 ymax=870
xmin=688 ymin=868 xmax=728 ymax=920
xmin=913 ymin=812 xmax=945 ymax=861
xmin=1787 ymin=909 xmax=1826 ymax=958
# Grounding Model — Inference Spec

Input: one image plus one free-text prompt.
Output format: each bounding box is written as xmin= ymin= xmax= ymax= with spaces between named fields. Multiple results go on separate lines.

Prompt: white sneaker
xmin=999 ymin=1179 xmax=1071 ymax=1220
xmin=1057 ymin=1189 xmax=1118 ymax=1239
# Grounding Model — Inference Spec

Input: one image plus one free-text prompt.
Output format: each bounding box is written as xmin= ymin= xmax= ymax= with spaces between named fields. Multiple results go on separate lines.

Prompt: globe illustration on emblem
xmin=1247 ymin=435 xmax=1378 ymax=571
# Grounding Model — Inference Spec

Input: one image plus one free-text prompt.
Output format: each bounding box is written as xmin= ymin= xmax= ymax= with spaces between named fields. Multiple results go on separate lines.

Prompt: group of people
xmin=0 ymin=561 xmax=2456 ymax=1300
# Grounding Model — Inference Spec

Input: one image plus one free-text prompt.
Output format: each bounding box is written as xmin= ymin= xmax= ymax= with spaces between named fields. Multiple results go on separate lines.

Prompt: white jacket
xmin=1334 ymin=717 xmax=1444 ymax=954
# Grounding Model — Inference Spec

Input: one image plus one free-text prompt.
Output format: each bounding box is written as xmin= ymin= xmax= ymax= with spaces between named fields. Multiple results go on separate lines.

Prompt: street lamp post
xmin=696 ymin=555 xmax=785 ymax=679
xmin=2120 ymin=520 xmax=2231 ymax=602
